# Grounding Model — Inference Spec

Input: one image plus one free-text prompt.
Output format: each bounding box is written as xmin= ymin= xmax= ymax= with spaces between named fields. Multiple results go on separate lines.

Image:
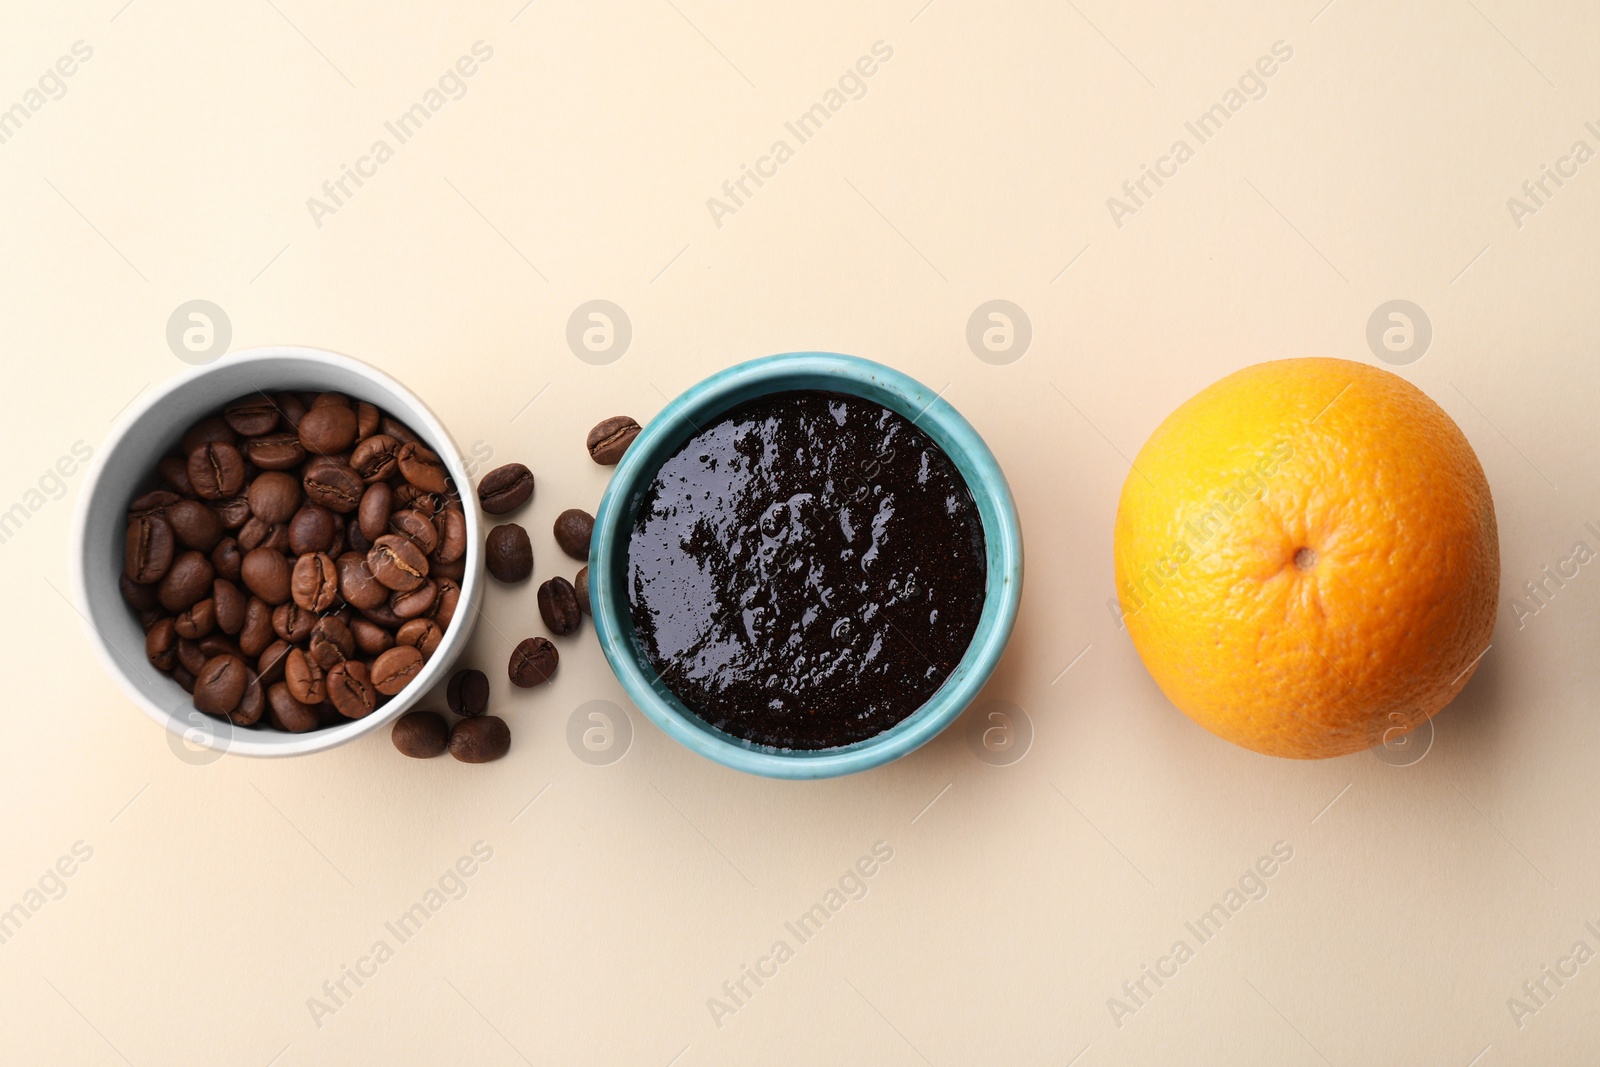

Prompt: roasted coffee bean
xmin=238 ymin=517 xmax=289 ymax=553
xmin=224 ymin=397 xmax=280 ymax=436
xmin=434 ymin=506 xmax=467 ymax=563
xmin=478 ymin=463 xmax=534 ymax=514
xmin=240 ymin=546 xmax=293 ymax=604
xmin=121 ymin=573 xmax=161 ymax=612
xmin=430 ymin=579 xmax=461 ymax=631
xmin=231 ymin=670 xmax=266 ymax=726
xmin=197 ymin=633 xmax=244 ymax=662
xmin=379 ymin=415 xmax=420 ymax=446
xmin=508 ymin=637 xmax=558 ymax=687
xmin=396 ymin=441 xmax=448 ymax=494
xmin=272 ymin=602 xmax=316 ymax=644
xmin=395 ymin=618 xmax=442 ymax=658
xmin=388 ymin=509 xmax=439 ymax=556
xmin=553 ymin=509 xmax=594 ymax=561
xmin=449 ymin=715 xmax=511 ymax=763
xmin=129 ymin=490 xmax=180 ymax=517
xmin=125 ymin=514 xmax=175 ymax=584
xmin=447 ymin=668 xmax=489 ymax=717
xmin=166 ymin=499 xmax=223 ymax=551
xmin=355 ymin=401 xmax=380 ymax=439
xmin=174 ymin=598 xmax=216 ymax=640
xmin=308 ymin=615 xmax=355 ymax=668
xmin=431 ymin=552 xmax=466 ymax=583
xmin=267 ymin=683 xmax=318 ymax=732
xmin=212 ymin=495 xmax=252 ymax=529
xmin=351 ymin=435 xmax=400 ymax=483
xmin=274 ymin=392 xmax=308 ymax=429
xmin=284 ymin=648 xmax=326 ymax=704
xmin=298 ymin=401 xmax=359 ymax=455
xmin=575 ymin=566 xmax=590 ymax=615
xmin=158 ymin=551 xmax=215 ymax=612
xmin=246 ymin=432 xmax=306 ymax=470
xmin=350 ymin=617 xmax=394 ymax=657
xmin=138 ymin=607 xmax=165 ymax=631
xmin=194 ymin=654 xmax=248 ymax=717
xmin=288 ymin=504 xmax=337 ymax=555
xmin=311 ymin=391 xmax=347 ymax=409
xmin=358 ymin=483 xmax=392 ymax=541
xmin=587 ymin=415 xmax=641 ymax=465
xmin=257 ymin=640 xmax=293 ymax=685
xmin=486 ymin=523 xmax=532 ymax=583
xmin=248 ymin=471 xmax=302 ymax=524
xmin=291 ymin=552 xmax=340 ymax=612
xmin=188 ymin=441 xmax=246 ymax=500
xmin=368 ymin=534 xmax=428 ymax=592
xmin=210 ymin=537 xmax=243 ymax=582
xmin=326 ymin=660 xmax=377 ymax=718
xmin=159 ymin=454 xmax=195 ymax=495
xmin=212 ymin=579 xmax=246 ymax=635
xmin=238 ymin=597 xmax=274 ymax=657
xmin=360 ymin=601 xmax=405 ymax=629
xmin=390 ymin=580 xmax=437 ymax=619
xmin=347 ymin=521 xmax=371 ymax=554
xmin=336 ymin=552 xmax=389 ymax=610
xmin=392 ymin=711 xmax=449 ymax=758
xmin=537 ymin=576 xmax=581 ymax=636
xmin=393 ymin=484 xmax=445 ymax=517
xmin=177 ymin=638 xmax=208 ymax=676
xmin=146 ymin=618 xmax=177 ymax=671
xmin=172 ymin=665 xmax=197 ymax=693
xmin=303 ymin=462 xmax=363 ymax=512
xmin=371 ymin=646 xmax=424 ymax=696
xmin=182 ymin=417 xmax=235 ymax=455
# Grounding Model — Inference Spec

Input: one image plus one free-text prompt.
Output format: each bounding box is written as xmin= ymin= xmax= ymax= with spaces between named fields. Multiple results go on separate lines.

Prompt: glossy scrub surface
xmin=628 ymin=391 xmax=986 ymax=749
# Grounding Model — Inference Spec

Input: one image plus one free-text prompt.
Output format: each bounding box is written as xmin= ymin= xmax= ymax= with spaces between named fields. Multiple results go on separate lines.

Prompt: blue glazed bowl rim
xmin=589 ymin=353 xmax=1023 ymax=779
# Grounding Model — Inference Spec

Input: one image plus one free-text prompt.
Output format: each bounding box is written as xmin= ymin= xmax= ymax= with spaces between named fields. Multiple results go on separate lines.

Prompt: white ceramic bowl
xmin=71 ymin=346 xmax=485 ymax=758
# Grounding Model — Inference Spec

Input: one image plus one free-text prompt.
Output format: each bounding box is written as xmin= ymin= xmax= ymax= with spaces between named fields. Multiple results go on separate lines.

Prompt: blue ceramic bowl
xmin=590 ymin=353 xmax=1023 ymax=779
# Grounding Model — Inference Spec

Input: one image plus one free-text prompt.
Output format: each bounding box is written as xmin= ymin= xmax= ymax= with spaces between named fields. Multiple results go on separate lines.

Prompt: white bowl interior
xmin=73 ymin=347 xmax=484 ymax=757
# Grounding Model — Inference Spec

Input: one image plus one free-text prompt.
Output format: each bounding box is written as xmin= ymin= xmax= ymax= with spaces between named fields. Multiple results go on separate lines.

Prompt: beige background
xmin=3 ymin=0 xmax=1599 ymax=1063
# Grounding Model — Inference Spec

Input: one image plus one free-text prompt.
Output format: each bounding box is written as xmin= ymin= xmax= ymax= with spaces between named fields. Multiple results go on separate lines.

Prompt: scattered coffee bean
xmin=486 ymin=524 xmax=532 ymax=583
xmin=123 ymin=392 xmax=465 ymax=733
xmin=392 ymin=711 xmax=449 ymax=758
xmin=574 ymin=566 xmax=590 ymax=615
xmin=553 ymin=509 xmax=594 ymax=561
xmin=478 ymin=463 xmax=534 ymax=514
xmin=587 ymin=416 xmax=641 ymax=465
xmin=508 ymin=637 xmax=558 ymax=687
xmin=538 ymin=576 xmax=581 ymax=636
xmin=449 ymin=715 xmax=511 ymax=763
xmin=447 ymin=668 xmax=489 ymax=717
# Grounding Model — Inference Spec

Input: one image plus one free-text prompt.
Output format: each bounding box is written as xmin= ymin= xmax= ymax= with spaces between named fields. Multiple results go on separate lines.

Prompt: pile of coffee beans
xmin=391 ymin=668 xmax=510 ymax=762
xmin=123 ymin=391 xmax=465 ymax=731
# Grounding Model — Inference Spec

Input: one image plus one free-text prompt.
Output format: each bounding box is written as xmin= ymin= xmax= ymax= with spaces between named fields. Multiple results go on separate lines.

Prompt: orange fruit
xmin=1113 ymin=358 xmax=1499 ymax=759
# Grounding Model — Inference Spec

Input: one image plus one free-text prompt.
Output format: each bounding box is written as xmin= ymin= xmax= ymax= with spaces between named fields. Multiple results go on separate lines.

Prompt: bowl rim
xmin=589 ymin=351 xmax=1023 ymax=779
xmin=69 ymin=345 xmax=484 ymax=758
